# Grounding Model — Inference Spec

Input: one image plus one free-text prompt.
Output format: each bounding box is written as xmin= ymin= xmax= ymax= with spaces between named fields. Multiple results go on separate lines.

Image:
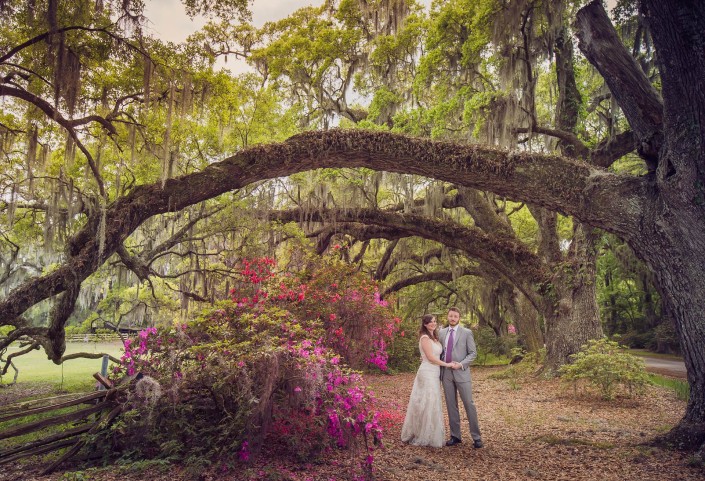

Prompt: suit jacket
xmin=439 ymin=325 xmax=477 ymax=383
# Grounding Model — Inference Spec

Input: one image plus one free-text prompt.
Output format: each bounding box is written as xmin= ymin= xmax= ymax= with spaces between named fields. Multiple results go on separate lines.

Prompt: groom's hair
xmin=448 ymin=307 xmax=461 ymax=315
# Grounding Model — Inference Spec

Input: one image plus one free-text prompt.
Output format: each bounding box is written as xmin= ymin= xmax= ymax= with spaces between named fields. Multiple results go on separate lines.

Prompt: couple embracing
xmin=400 ymin=308 xmax=483 ymax=449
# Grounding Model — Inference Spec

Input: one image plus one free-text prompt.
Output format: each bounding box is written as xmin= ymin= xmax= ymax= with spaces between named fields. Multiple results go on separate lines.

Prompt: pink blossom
xmin=238 ymin=441 xmax=250 ymax=462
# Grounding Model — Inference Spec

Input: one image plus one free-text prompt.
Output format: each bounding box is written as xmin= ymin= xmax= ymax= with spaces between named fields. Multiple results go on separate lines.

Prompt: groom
xmin=439 ymin=307 xmax=483 ymax=448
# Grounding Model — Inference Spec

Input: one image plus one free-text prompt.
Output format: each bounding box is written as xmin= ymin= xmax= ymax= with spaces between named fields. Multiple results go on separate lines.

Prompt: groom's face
xmin=447 ymin=310 xmax=460 ymax=327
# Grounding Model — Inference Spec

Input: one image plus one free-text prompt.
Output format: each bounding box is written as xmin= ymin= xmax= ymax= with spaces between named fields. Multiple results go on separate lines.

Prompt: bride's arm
xmin=420 ymin=336 xmax=452 ymax=367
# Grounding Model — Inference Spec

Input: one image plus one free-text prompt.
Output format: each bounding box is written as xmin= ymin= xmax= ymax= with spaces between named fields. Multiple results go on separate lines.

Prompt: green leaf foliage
xmin=559 ymin=338 xmax=650 ymax=400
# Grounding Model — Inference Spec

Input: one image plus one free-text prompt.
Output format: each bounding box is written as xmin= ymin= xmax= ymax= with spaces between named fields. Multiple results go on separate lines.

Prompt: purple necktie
xmin=445 ymin=329 xmax=454 ymax=363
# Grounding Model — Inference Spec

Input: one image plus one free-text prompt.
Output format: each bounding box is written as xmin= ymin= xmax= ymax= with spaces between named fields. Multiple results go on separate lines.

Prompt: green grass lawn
xmin=649 ymin=373 xmax=690 ymax=401
xmin=629 ymin=348 xmax=683 ymax=361
xmin=1 ymin=341 xmax=124 ymax=392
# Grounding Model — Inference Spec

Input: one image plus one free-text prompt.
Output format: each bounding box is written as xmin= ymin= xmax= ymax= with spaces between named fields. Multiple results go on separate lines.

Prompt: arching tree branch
xmin=267 ymin=207 xmax=551 ymax=308
xmin=0 ymin=129 xmax=643 ymax=334
xmin=382 ymin=268 xmax=482 ymax=297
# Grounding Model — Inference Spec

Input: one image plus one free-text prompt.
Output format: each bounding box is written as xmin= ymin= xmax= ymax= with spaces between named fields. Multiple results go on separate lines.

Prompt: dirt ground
xmin=2 ymin=367 xmax=703 ymax=481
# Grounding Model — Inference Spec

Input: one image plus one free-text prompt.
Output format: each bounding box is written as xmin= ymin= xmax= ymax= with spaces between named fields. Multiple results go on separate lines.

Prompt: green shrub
xmin=560 ymin=338 xmax=650 ymax=400
xmin=474 ymin=326 xmax=518 ymax=364
xmin=387 ymin=316 xmax=424 ymax=372
xmin=653 ymin=321 xmax=681 ymax=354
xmin=489 ymin=348 xmax=545 ymax=384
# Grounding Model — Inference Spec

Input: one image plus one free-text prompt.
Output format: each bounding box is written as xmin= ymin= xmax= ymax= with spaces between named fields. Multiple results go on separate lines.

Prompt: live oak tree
xmin=1 ymin=0 xmax=704 ymax=449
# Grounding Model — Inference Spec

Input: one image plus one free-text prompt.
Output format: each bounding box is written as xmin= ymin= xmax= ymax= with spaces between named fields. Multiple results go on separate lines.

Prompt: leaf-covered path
xmin=1 ymin=367 xmax=702 ymax=481
xmin=371 ymin=369 xmax=701 ymax=481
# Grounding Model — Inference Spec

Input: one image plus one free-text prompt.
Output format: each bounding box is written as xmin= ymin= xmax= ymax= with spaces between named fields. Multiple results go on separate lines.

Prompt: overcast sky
xmin=144 ymin=0 xmax=323 ymax=43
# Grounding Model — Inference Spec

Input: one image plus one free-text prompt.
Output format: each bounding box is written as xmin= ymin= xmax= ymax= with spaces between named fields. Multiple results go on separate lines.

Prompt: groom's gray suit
xmin=439 ymin=325 xmax=482 ymax=442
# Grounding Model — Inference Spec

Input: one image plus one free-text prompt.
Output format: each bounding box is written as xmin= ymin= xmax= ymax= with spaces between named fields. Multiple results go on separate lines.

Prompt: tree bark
xmin=574 ymin=0 xmax=663 ymax=169
xmin=505 ymin=288 xmax=544 ymax=353
xmin=544 ymin=225 xmax=604 ymax=371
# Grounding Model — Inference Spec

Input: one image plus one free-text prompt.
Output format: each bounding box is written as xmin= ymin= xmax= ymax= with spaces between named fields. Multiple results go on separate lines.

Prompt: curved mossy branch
xmin=590 ymin=130 xmax=636 ymax=168
xmin=44 ymin=274 xmax=81 ymax=363
xmin=267 ymin=207 xmax=551 ymax=310
xmin=0 ymin=129 xmax=643 ymax=328
xmin=58 ymin=352 xmax=121 ymax=364
xmin=1 ymin=341 xmax=39 ymax=377
xmin=379 ymin=247 xmax=444 ymax=282
xmin=382 ymin=268 xmax=482 ymax=298
xmin=0 ymin=327 xmax=49 ymax=369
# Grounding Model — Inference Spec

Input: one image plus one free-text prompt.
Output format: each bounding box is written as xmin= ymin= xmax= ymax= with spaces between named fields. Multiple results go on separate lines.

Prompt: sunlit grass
xmin=1 ymin=341 xmax=123 ymax=392
xmin=649 ymin=374 xmax=690 ymax=401
xmin=629 ymin=349 xmax=683 ymax=361
xmin=475 ymin=353 xmax=511 ymax=366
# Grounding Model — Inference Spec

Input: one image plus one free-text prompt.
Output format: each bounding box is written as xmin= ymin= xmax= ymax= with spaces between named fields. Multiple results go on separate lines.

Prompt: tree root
xmin=651 ymin=422 xmax=705 ymax=453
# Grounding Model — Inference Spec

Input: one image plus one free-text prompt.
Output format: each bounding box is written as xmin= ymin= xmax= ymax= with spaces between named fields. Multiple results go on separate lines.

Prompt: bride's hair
xmin=419 ymin=314 xmax=439 ymax=341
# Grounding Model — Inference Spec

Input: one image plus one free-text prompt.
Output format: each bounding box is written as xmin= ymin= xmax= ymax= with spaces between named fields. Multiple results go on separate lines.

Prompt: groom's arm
xmin=458 ymin=329 xmax=477 ymax=370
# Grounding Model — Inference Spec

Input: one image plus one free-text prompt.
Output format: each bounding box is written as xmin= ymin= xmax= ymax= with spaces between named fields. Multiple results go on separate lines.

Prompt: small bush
xmin=489 ymin=348 xmax=545 ymax=383
xmin=560 ymin=338 xmax=650 ymax=400
xmin=474 ymin=326 xmax=518 ymax=364
xmin=616 ymin=330 xmax=654 ymax=349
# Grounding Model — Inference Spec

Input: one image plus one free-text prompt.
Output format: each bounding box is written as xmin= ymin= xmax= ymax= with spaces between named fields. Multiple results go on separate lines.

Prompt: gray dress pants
xmin=442 ymin=368 xmax=481 ymax=441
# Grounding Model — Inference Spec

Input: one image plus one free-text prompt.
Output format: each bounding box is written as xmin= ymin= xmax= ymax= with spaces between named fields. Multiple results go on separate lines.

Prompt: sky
xmin=144 ymin=0 xmax=323 ymax=43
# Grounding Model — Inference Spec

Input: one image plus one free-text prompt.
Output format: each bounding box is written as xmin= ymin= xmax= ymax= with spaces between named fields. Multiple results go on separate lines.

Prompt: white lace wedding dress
xmin=400 ymin=335 xmax=446 ymax=447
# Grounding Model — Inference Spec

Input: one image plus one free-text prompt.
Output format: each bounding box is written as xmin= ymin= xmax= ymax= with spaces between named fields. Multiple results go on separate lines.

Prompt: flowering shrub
xmin=103 ymin=250 xmax=393 ymax=479
xmin=266 ymin=248 xmax=400 ymax=371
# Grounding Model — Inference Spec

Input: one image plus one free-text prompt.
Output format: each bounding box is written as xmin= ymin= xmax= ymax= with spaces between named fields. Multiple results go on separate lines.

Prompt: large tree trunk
xmin=544 ymin=225 xmax=604 ymax=371
xmin=634 ymin=219 xmax=705 ymax=446
xmin=532 ymin=199 xmax=602 ymax=370
xmin=575 ymin=0 xmax=705 ymax=448
xmin=504 ymin=288 xmax=544 ymax=353
xmin=535 ymin=20 xmax=603 ymax=370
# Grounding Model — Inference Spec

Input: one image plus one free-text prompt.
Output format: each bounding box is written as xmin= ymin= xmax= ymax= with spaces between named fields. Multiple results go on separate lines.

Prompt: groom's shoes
xmin=473 ymin=439 xmax=484 ymax=449
xmin=445 ymin=437 xmax=462 ymax=446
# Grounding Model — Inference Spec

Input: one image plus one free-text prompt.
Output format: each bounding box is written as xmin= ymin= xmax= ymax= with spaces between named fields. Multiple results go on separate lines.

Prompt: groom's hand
xmin=452 ymin=362 xmax=462 ymax=370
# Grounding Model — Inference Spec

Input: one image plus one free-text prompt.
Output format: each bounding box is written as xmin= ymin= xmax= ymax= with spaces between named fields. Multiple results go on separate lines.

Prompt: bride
xmin=401 ymin=314 xmax=454 ymax=447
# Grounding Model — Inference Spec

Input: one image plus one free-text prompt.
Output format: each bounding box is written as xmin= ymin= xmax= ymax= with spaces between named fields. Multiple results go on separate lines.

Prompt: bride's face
xmin=426 ymin=318 xmax=437 ymax=332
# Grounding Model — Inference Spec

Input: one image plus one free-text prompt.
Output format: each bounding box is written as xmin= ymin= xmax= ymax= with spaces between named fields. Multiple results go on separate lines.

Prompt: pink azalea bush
xmin=105 ymin=250 xmax=394 ymax=479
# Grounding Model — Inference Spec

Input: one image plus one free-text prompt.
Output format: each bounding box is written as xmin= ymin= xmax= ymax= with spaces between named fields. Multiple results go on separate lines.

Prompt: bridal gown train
xmin=400 ymin=335 xmax=446 ymax=447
